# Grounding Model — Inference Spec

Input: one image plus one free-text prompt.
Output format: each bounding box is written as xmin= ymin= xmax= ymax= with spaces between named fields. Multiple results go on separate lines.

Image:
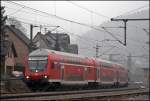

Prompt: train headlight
xmin=26 ymin=76 xmax=29 ymax=79
xmin=44 ymin=75 xmax=47 ymax=78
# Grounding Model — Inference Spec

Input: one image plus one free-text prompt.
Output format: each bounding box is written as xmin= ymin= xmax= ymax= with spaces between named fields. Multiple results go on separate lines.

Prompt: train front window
xmin=28 ymin=60 xmax=47 ymax=72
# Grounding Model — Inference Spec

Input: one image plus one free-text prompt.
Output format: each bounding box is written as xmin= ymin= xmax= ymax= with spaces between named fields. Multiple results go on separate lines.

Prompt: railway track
xmin=1 ymin=86 xmax=149 ymax=100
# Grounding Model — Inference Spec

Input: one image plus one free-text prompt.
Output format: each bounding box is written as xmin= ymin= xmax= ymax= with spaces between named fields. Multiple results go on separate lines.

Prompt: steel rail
xmin=1 ymin=88 xmax=148 ymax=100
xmin=1 ymin=86 xmax=146 ymax=100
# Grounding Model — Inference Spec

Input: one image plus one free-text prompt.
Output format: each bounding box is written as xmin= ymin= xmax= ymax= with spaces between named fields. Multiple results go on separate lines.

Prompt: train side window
xmin=51 ymin=62 xmax=60 ymax=70
xmin=102 ymin=62 xmax=112 ymax=68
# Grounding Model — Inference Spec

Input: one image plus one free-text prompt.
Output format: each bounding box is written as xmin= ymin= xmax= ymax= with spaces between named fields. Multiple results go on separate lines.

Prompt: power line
xmin=7 ymin=15 xmax=57 ymax=27
xmin=102 ymin=26 xmax=148 ymax=46
xmin=111 ymin=18 xmax=150 ymax=46
xmin=99 ymin=46 xmax=117 ymax=57
xmin=5 ymin=1 xmax=148 ymax=51
xmin=7 ymin=14 xmax=147 ymax=53
xmin=5 ymin=1 xmax=104 ymax=30
xmin=101 ymin=27 xmax=125 ymax=45
xmin=59 ymin=27 xmax=97 ymax=45
xmin=4 ymin=6 xmax=50 ymax=18
xmin=5 ymin=1 xmax=136 ymax=47
xmin=9 ymin=15 xmax=147 ymax=53
xmin=117 ymin=4 xmax=149 ymax=17
xmin=5 ymin=5 xmax=109 ymax=44
xmin=7 ymin=6 xmax=25 ymax=16
xmin=11 ymin=14 xmax=147 ymax=54
xmin=7 ymin=17 xmax=96 ymax=53
xmin=7 ymin=14 xmax=105 ymax=51
xmin=68 ymin=1 xmax=110 ymax=19
xmin=6 ymin=1 xmax=123 ymax=43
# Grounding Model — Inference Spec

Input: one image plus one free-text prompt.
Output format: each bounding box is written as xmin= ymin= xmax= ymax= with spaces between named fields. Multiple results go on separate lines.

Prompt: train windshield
xmin=28 ymin=59 xmax=47 ymax=72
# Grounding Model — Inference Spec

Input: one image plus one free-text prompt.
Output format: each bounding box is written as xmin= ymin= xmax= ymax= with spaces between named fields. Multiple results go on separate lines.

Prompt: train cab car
xmin=24 ymin=49 xmax=50 ymax=85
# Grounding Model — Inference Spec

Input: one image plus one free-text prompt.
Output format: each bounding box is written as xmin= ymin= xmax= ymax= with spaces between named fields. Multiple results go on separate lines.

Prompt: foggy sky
xmin=2 ymin=1 xmax=149 ymax=43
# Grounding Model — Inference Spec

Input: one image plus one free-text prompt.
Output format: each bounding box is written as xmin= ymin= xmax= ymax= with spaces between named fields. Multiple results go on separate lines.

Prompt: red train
xmin=24 ymin=49 xmax=128 ymax=89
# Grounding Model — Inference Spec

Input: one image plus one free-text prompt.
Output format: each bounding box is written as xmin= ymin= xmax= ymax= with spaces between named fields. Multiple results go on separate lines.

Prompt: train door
xmin=61 ymin=64 xmax=64 ymax=81
xmin=84 ymin=67 xmax=88 ymax=82
xmin=116 ymin=69 xmax=119 ymax=85
xmin=96 ymin=67 xmax=100 ymax=83
xmin=49 ymin=61 xmax=61 ymax=82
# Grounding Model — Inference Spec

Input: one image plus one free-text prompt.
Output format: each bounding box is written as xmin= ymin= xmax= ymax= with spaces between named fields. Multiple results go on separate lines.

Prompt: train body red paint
xmin=24 ymin=49 xmax=128 ymax=87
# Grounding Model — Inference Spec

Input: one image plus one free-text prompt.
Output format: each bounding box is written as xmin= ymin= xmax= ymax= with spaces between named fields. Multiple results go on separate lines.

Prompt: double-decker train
xmin=24 ymin=48 xmax=128 ymax=89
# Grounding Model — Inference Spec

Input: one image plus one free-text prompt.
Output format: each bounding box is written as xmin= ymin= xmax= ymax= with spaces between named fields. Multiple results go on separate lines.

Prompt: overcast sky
xmin=12 ymin=1 xmax=149 ymax=24
xmin=2 ymin=1 xmax=149 ymax=42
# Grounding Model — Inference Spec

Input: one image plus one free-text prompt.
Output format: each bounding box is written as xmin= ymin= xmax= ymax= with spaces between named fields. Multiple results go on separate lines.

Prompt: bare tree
xmin=7 ymin=17 xmax=27 ymax=35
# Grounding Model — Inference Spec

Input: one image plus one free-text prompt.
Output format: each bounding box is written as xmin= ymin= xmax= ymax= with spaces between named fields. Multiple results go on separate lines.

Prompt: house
xmin=4 ymin=25 xmax=30 ymax=71
xmin=0 ymin=40 xmax=17 ymax=76
xmin=33 ymin=31 xmax=78 ymax=54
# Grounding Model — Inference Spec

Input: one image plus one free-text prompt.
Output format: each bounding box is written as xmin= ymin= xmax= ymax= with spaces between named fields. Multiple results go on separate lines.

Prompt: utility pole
xmin=30 ymin=24 xmax=38 ymax=52
xmin=111 ymin=18 xmax=150 ymax=46
xmin=44 ymin=28 xmax=47 ymax=33
xmin=127 ymin=53 xmax=132 ymax=72
xmin=93 ymin=43 xmax=101 ymax=58
xmin=127 ymin=53 xmax=132 ymax=82
xmin=40 ymin=25 xmax=42 ymax=33
xmin=30 ymin=24 xmax=33 ymax=52
xmin=96 ymin=44 xmax=99 ymax=58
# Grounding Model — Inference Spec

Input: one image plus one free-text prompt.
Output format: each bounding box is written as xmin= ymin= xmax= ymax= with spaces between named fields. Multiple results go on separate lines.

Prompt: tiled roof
xmin=45 ymin=32 xmax=70 ymax=44
xmin=5 ymin=25 xmax=30 ymax=47
xmin=33 ymin=32 xmax=53 ymax=48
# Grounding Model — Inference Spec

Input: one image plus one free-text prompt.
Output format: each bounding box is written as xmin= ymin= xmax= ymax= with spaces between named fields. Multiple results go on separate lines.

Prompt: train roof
xmin=29 ymin=48 xmax=124 ymax=68
xmin=29 ymin=48 xmax=90 ymax=59
xmin=95 ymin=58 xmax=123 ymax=66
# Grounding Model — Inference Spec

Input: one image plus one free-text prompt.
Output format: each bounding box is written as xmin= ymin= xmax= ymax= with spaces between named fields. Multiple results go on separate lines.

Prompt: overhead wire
xmin=4 ymin=4 xmax=112 ymax=42
xmin=5 ymin=1 xmax=124 ymax=44
xmin=99 ymin=46 xmax=117 ymax=57
xmin=117 ymin=4 xmax=149 ymax=17
xmin=7 ymin=15 xmax=147 ymax=56
xmin=6 ymin=14 xmax=99 ymax=51
xmin=6 ymin=1 xmax=145 ymax=47
xmin=67 ymin=2 xmax=149 ymax=58
xmin=58 ymin=26 xmax=97 ymax=45
xmin=68 ymin=1 xmax=110 ymax=19
xmin=102 ymin=27 xmax=148 ymax=46
xmin=6 ymin=6 xmax=25 ymax=16
xmin=7 ymin=15 xmax=97 ymax=52
xmin=4 ymin=1 xmax=149 ymax=56
xmin=7 ymin=15 xmax=58 ymax=27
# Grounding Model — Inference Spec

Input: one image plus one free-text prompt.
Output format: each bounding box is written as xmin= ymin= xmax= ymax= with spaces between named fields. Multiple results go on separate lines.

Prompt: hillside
xmin=76 ymin=9 xmax=149 ymax=69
